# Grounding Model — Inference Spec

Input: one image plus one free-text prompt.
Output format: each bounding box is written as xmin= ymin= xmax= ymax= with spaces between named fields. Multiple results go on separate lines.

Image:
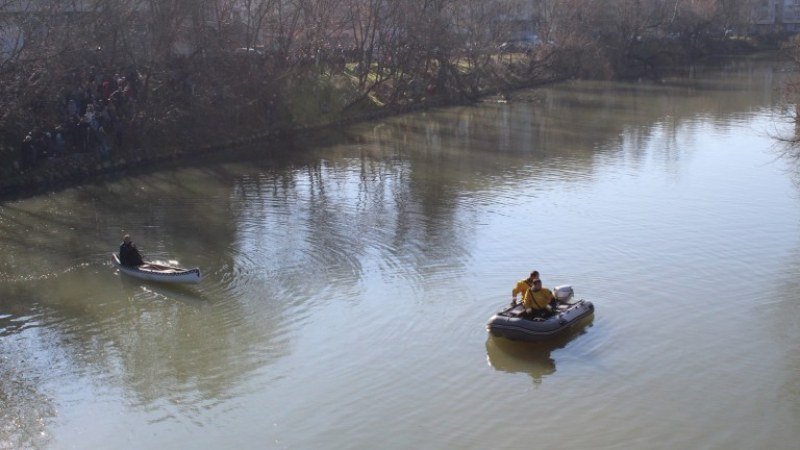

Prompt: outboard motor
xmin=553 ymin=285 xmax=574 ymax=302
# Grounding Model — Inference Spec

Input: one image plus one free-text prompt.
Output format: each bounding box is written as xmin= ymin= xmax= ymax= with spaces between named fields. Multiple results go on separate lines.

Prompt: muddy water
xmin=1 ymin=56 xmax=799 ymax=449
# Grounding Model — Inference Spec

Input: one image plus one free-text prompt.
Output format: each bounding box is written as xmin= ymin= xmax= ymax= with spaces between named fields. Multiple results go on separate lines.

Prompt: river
xmin=1 ymin=55 xmax=799 ymax=450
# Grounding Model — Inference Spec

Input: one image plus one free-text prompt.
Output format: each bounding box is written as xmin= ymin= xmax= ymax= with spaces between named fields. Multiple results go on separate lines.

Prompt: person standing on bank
xmin=512 ymin=270 xmax=539 ymax=305
xmin=119 ymin=234 xmax=144 ymax=267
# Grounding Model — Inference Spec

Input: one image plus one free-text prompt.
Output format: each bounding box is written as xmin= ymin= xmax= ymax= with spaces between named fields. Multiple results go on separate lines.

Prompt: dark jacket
xmin=119 ymin=241 xmax=144 ymax=267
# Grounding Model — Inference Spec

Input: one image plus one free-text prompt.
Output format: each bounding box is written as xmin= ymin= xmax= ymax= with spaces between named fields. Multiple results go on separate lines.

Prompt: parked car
xmin=499 ymin=40 xmax=532 ymax=53
xmin=498 ymin=36 xmax=541 ymax=53
xmin=233 ymin=47 xmax=265 ymax=56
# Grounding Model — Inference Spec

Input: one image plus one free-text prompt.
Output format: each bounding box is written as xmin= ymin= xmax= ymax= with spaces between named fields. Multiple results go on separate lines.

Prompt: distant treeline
xmin=0 ymin=0 xmax=787 ymax=175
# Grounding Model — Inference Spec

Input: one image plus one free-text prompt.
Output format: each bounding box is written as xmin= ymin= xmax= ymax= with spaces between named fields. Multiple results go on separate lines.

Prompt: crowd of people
xmin=18 ymin=67 xmax=140 ymax=173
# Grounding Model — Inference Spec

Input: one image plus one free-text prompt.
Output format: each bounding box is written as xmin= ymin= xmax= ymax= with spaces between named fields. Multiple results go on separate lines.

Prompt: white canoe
xmin=112 ymin=253 xmax=201 ymax=284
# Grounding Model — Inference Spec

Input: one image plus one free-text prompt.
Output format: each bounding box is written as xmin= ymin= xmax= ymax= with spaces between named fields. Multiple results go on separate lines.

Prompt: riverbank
xmin=0 ymin=49 xmax=780 ymax=202
xmin=0 ymin=127 xmax=285 ymax=200
xmin=0 ymin=74 xmax=546 ymax=201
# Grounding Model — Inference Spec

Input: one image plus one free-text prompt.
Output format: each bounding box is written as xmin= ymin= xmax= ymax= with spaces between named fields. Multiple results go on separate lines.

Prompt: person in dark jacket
xmin=119 ymin=234 xmax=144 ymax=267
xmin=20 ymin=134 xmax=36 ymax=171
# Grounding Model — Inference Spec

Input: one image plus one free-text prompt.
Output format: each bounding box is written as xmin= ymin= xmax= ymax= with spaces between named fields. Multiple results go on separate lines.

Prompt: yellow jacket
xmin=523 ymin=287 xmax=555 ymax=310
xmin=512 ymin=279 xmax=533 ymax=300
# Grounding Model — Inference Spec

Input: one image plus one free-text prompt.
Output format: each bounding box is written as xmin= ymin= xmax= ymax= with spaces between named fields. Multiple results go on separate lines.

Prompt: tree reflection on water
xmin=485 ymin=317 xmax=593 ymax=385
xmin=0 ymin=328 xmax=56 ymax=449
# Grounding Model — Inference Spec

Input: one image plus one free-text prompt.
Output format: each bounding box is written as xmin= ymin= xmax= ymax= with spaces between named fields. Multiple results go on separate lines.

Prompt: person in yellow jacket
xmin=523 ymin=279 xmax=556 ymax=314
xmin=512 ymin=270 xmax=539 ymax=305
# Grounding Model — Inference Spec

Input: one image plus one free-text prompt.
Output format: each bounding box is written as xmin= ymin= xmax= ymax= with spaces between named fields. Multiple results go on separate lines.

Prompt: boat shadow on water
xmin=485 ymin=317 xmax=594 ymax=384
xmin=116 ymin=272 xmax=210 ymax=303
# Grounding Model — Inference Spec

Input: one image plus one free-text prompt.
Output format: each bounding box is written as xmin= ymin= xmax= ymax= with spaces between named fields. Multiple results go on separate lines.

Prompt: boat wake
xmin=0 ymin=261 xmax=93 ymax=284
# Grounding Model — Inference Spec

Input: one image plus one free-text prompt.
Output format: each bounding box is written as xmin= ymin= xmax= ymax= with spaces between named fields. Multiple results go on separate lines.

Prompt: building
xmin=752 ymin=0 xmax=800 ymax=33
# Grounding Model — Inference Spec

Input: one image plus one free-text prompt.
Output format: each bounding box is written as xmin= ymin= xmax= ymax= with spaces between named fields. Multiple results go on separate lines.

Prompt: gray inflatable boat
xmin=487 ymin=285 xmax=594 ymax=341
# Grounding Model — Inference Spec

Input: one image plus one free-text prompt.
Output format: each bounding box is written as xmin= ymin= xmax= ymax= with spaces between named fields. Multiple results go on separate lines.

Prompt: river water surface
xmin=2 ymin=56 xmax=800 ymax=450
